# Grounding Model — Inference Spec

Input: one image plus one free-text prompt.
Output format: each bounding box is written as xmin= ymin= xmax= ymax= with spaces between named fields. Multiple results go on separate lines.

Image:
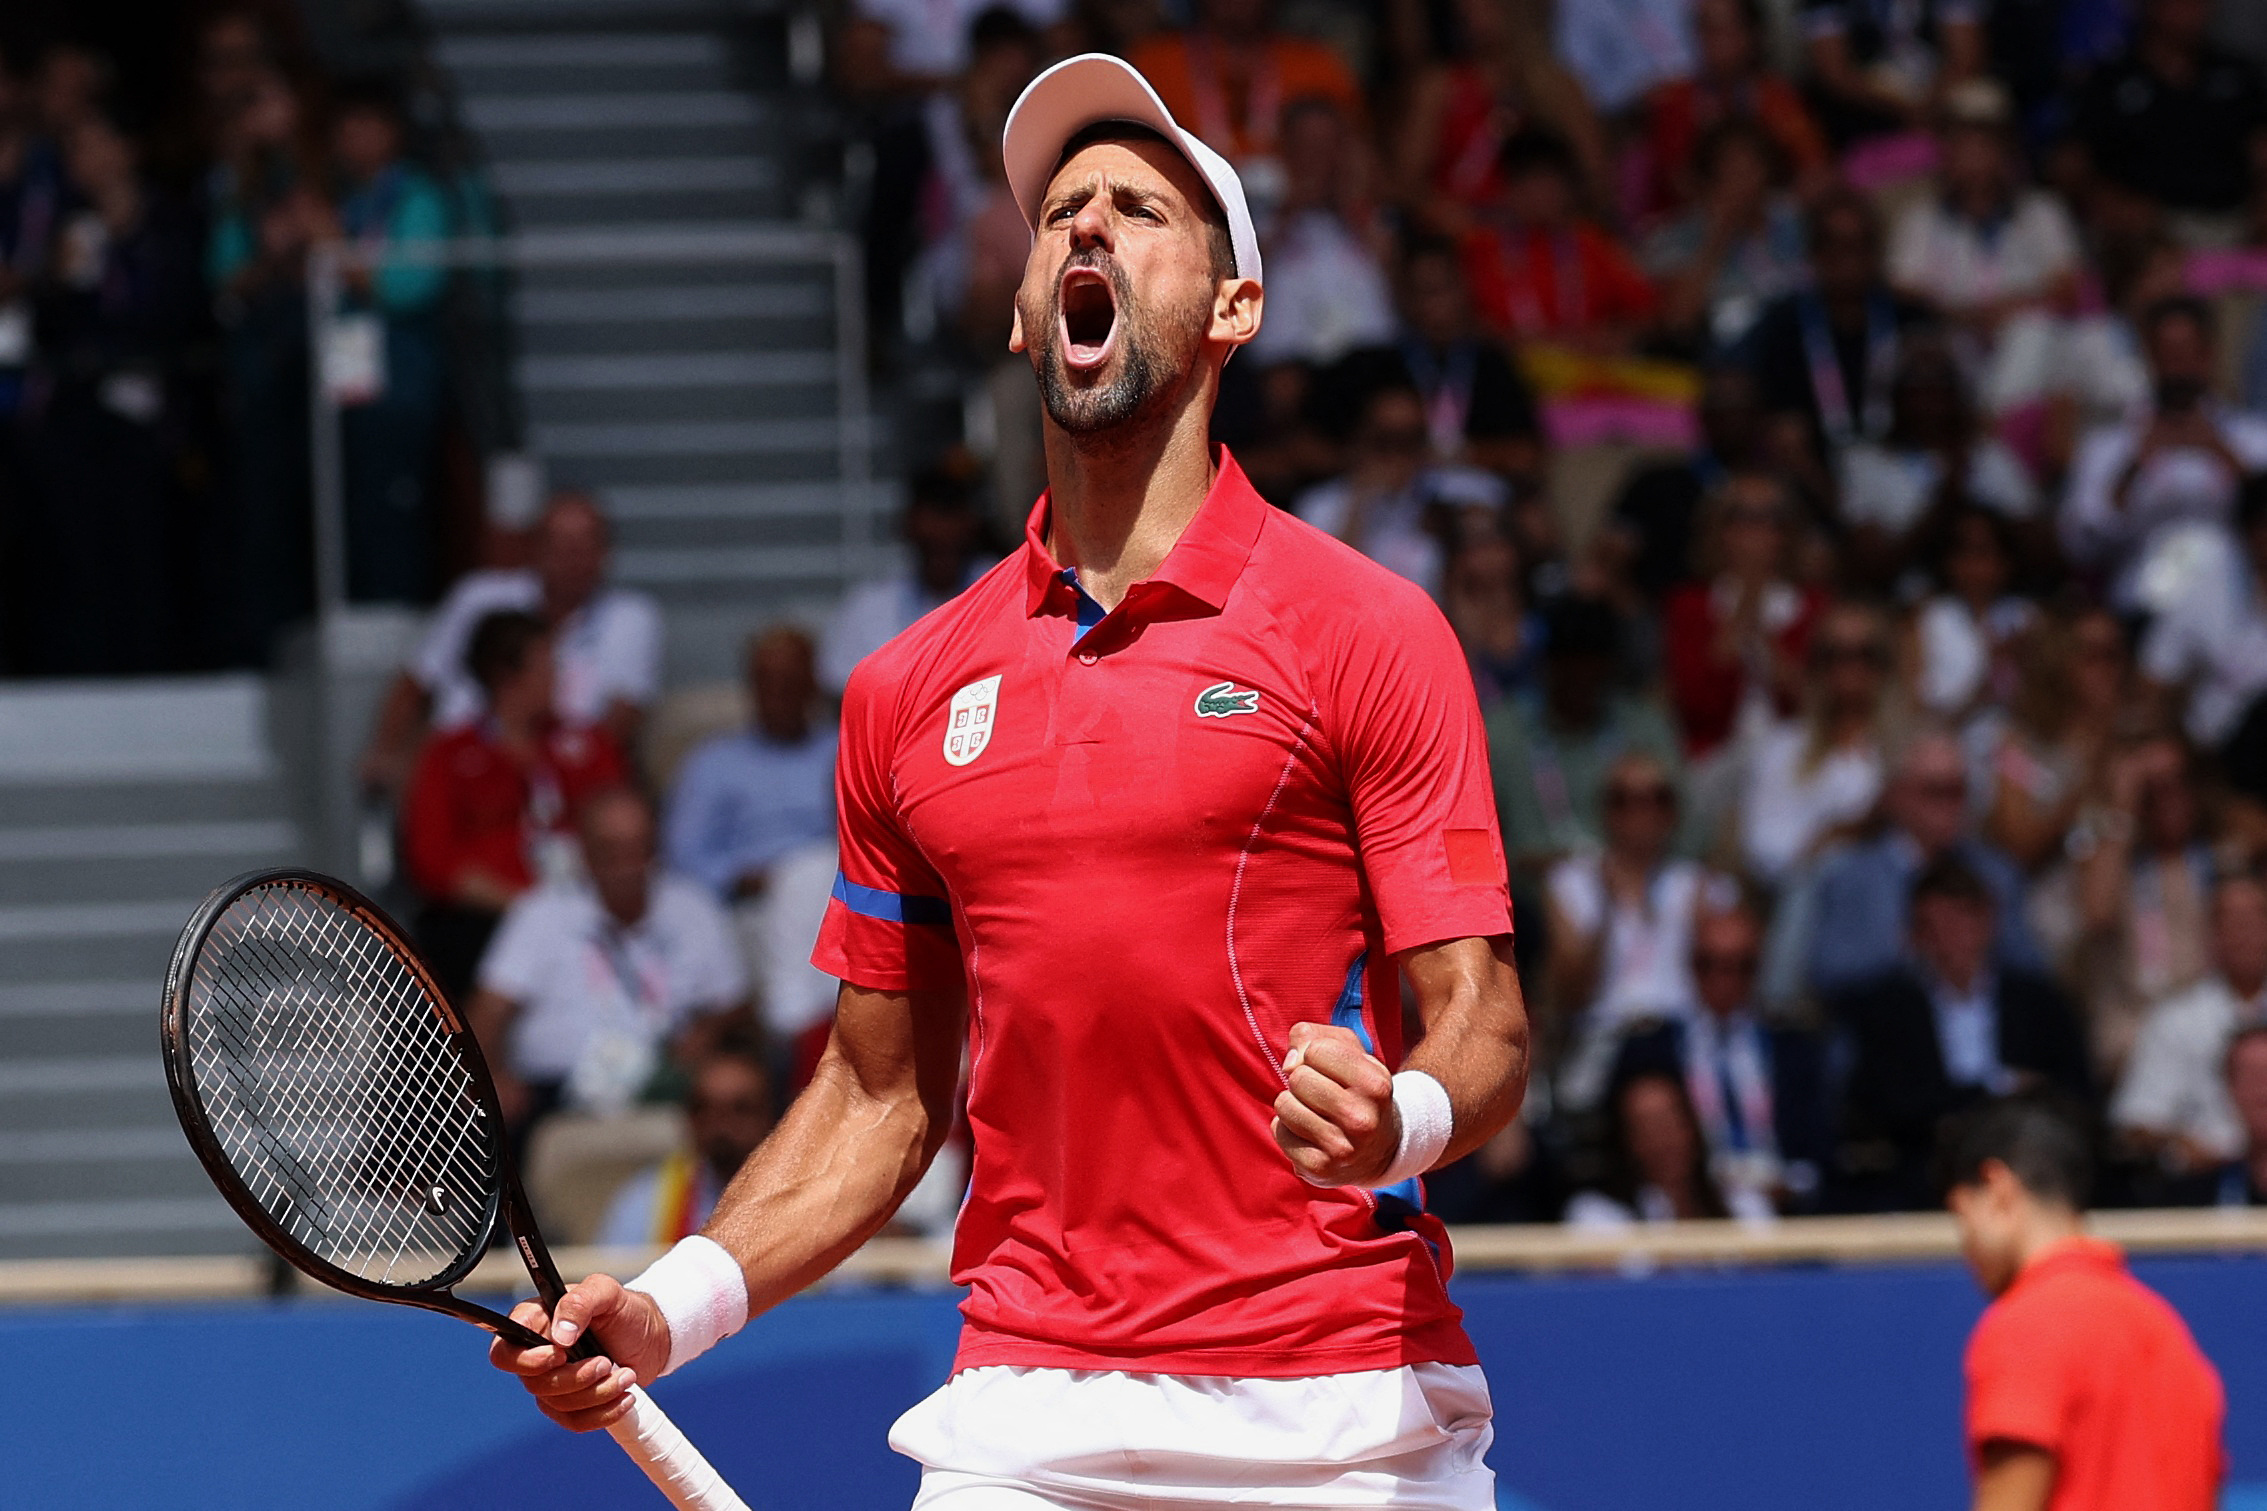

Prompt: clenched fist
xmin=1271 ymin=1021 xmax=1399 ymax=1187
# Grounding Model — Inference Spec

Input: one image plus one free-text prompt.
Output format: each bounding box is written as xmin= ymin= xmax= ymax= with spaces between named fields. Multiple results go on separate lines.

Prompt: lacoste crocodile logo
xmin=1194 ymin=681 xmax=1261 ymax=718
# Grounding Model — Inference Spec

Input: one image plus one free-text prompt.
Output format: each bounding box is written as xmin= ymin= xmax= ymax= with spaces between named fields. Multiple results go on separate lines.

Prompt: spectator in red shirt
xmin=1948 ymin=1097 xmax=2225 ymax=1511
xmin=1460 ymin=128 xmax=1658 ymax=353
xmin=402 ymin=609 xmax=628 ymax=1001
xmin=1639 ymin=0 xmax=1830 ymax=219
xmin=1662 ymin=473 xmax=1824 ymax=757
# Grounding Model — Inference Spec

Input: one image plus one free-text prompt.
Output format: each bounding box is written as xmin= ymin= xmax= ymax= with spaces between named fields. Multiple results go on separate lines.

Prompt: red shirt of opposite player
xmin=1965 ymin=1238 xmax=2225 ymax=1511
xmin=814 ymin=450 xmax=1513 ymax=1377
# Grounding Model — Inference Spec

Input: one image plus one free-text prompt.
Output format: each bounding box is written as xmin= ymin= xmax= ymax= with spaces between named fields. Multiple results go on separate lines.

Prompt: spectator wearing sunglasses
xmin=1544 ymin=752 xmax=1707 ymax=1112
xmin=1612 ymin=889 xmax=1832 ymax=1214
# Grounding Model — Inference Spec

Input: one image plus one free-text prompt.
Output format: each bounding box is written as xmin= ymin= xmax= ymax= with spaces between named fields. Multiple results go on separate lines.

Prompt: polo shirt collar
xmin=2011 ymin=1235 xmax=2124 ymax=1291
xmin=1021 ymin=447 xmax=1268 ymax=620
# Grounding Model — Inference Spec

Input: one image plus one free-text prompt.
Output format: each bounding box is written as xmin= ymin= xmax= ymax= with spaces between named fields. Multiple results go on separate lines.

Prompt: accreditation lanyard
xmin=1685 ymin=1016 xmax=1777 ymax=1158
xmin=1186 ymin=36 xmax=1283 ymax=157
xmin=1799 ymin=290 xmax=1897 ymax=448
xmin=590 ymin=915 xmax=668 ymax=1032
xmin=1402 ymin=337 xmax=1479 ymax=456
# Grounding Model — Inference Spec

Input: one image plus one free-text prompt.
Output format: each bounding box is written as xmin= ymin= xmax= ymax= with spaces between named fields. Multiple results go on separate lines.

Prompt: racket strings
xmin=183 ymin=885 xmax=496 ymax=1287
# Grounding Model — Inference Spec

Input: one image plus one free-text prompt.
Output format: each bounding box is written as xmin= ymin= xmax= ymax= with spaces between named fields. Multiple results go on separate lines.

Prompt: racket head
xmin=161 ymin=868 xmax=519 ymax=1310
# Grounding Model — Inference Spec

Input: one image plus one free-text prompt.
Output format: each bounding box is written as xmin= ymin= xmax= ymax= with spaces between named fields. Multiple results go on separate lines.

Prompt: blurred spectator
xmin=1978 ymin=606 xmax=2131 ymax=873
xmin=1886 ymin=81 xmax=2083 ymax=417
xmin=19 ymin=110 xmax=207 ymax=675
xmin=1644 ymin=118 xmax=1809 ymax=353
xmin=1743 ymin=189 xmax=1932 ymax=478
xmin=1832 ymin=855 xmax=2092 ymax=1209
xmin=666 ymin=626 xmax=840 ymax=1048
xmin=205 ymin=66 xmax=326 ymax=662
xmin=1545 ymin=753 xmax=1705 ymax=1112
xmin=1555 ymin=0 xmax=1693 ymax=117
xmin=1802 ymin=729 xmax=2044 ymax=999
xmin=1835 ymin=341 xmax=2039 ymax=591
xmin=1909 ymin=505 xmax=2034 ymax=722
xmin=1738 ymin=600 xmax=1896 ymax=886
xmin=2204 ymin=1025 xmax=2267 ymax=1206
xmin=1127 ymin=0 xmax=1364 ymax=193
xmin=402 ymin=610 xmax=631 ymax=1002
xmin=1614 ymin=891 xmax=1833 ymax=1214
xmin=596 ymin=1036 xmax=774 ymax=1246
xmin=1608 ymin=365 xmax=1771 ymax=606
xmin=1565 ymin=1068 xmax=1748 ymax=1226
xmin=823 ymin=456 xmax=995 ymax=694
xmin=0 ymin=47 xmax=61 ymax=422
xmin=2066 ymin=736 xmax=2215 ymax=1075
xmin=842 ymin=0 xmax=1065 ymax=96
xmin=2072 ymin=0 xmax=2267 ymax=243
xmin=328 ymin=77 xmax=450 ymax=605
xmin=1661 ymin=472 xmax=1824 ymax=759
xmin=1066 ymin=0 xmax=1166 ymax=57
xmin=2051 ymin=232 xmax=2189 ymax=441
xmin=1354 ymin=236 xmax=1542 ymax=481
xmin=1293 ymin=381 xmax=1446 ymax=592
xmin=1638 ymin=0 xmax=1830 ymax=218
xmin=2110 ymin=872 xmax=2267 ymax=1177
xmin=2141 ymin=473 xmax=2267 ymax=758
xmin=2060 ymin=296 xmax=2267 ymax=614
xmin=1441 ymin=522 xmax=1541 ymax=706
xmin=361 ymin=492 xmax=663 ymax=794
xmin=1460 ymin=129 xmax=1658 ymax=353
xmin=910 ymin=7 xmax=1044 ymax=356
xmin=1392 ymin=0 xmax=1610 ymax=236
xmin=1423 ymin=1114 xmax=1563 ymax=1224
xmin=1800 ymin=0 xmax=1985 ymax=146
xmin=30 ymin=44 xmax=113 ymax=142
xmin=470 ymin=788 xmax=748 ymax=1135
xmin=1489 ymin=595 xmax=1684 ymax=867
xmin=666 ymin=628 xmax=837 ymax=903
xmin=1243 ymin=98 xmax=1395 ymax=367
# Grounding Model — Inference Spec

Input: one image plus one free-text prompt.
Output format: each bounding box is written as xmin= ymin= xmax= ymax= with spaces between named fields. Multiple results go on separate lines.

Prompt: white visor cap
xmin=1001 ymin=52 xmax=1263 ymax=288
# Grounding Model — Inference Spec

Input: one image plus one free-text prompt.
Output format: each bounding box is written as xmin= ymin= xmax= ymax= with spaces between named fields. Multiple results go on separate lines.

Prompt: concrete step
xmin=0 ymin=1195 xmax=248 ymax=1259
xmin=0 ymin=902 xmax=193 ymax=986
xmin=463 ymin=89 xmax=765 ymax=133
xmin=0 ymin=779 xmax=292 ymax=828
xmin=0 ymin=845 xmax=292 ymax=908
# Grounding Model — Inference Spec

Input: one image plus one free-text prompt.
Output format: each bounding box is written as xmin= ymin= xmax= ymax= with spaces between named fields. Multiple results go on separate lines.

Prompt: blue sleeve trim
xmin=832 ymin=872 xmax=952 ymax=927
xmin=1331 ymin=952 xmax=1373 ymax=1053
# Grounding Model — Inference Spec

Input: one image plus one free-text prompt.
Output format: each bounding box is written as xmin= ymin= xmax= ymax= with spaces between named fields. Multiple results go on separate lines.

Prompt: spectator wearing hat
xmin=1831 ymin=856 xmax=2091 ymax=1210
xmin=821 ymin=457 xmax=997 ymax=694
xmin=1460 ymin=128 xmax=1658 ymax=354
xmin=401 ymin=610 xmax=631 ymax=1003
xmin=1488 ymin=594 xmax=1684 ymax=868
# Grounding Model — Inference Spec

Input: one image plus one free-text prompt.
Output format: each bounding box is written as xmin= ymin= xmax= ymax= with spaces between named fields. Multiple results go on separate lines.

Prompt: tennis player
xmin=491 ymin=53 xmax=1529 ymax=1509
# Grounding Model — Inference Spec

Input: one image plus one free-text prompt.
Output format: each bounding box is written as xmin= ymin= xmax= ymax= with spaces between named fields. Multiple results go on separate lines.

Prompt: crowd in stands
xmin=0 ymin=5 xmax=490 ymax=675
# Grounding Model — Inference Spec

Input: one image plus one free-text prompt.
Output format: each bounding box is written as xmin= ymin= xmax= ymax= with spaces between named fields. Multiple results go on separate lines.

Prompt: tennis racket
xmin=160 ymin=867 xmax=751 ymax=1511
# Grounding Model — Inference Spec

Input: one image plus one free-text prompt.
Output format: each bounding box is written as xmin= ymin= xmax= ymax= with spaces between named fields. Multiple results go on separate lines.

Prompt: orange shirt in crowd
xmin=401 ymin=721 xmax=628 ymax=902
xmin=1459 ymin=221 xmax=1658 ymax=343
xmin=1128 ymin=31 xmax=1364 ymax=162
xmin=1964 ymin=1238 xmax=2224 ymax=1511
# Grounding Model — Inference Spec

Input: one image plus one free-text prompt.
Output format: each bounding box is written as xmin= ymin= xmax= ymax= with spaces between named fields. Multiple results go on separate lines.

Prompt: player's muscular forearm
xmin=1272 ymin=935 xmax=1527 ymax=1185
xmin=703 ymin=980 xmax=965 ymax=1314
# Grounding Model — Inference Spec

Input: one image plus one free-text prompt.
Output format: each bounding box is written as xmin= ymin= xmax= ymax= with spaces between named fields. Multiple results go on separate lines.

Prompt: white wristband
xmin=623 ymin=1235 xmax=749 ymax=1377
xmin=1371 ymin=1071 xmax=1454 ymax=1188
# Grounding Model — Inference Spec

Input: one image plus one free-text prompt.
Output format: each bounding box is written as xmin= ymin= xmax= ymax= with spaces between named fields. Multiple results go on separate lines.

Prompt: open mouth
xmin=1058 ymin=267 xmax=1118 ymax=372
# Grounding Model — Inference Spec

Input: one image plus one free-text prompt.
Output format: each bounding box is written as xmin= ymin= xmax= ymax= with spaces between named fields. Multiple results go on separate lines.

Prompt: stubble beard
xmin=1027 ymin=251 xmax=1205 ymax=438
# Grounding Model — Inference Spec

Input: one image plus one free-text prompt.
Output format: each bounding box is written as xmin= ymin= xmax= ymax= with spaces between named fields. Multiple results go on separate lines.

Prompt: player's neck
xmin=2011 ymin=1208 xmax=2087 ymax=1276
xmin=1041 ymin=382 xmax=1218 ymax=611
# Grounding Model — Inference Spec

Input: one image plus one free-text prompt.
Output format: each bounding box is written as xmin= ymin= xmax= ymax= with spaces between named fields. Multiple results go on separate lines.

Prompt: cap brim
xmin=1001 ymin=53 xmax=1262 ymax=286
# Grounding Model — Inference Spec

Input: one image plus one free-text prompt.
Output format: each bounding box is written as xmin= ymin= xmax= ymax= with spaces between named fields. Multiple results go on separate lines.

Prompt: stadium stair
xmin=0 ymin=678 xmax=302 ymax=1261
xmin=423 ymin=0 xmax=883 ymax=682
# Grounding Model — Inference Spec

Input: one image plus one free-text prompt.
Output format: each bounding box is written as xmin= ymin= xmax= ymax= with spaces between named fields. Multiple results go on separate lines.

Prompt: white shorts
xmin=888 ymin=1361 xmax=1496 ymax=1509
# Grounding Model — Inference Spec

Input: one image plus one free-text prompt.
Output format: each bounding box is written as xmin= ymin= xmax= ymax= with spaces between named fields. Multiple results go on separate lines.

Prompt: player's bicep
xmin=1971 ymin=1441 xmax=2056 ymax=1511
xmin=823 ymin=979 xmax=967 ymax=1148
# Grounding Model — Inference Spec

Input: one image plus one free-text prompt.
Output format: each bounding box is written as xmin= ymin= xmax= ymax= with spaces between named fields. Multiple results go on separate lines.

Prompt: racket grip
xmin=607 ymin=1384 xmax=753 ymax=1511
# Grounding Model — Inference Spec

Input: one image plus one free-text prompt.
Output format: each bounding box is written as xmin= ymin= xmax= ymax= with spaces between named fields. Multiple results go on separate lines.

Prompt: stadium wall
xmin=7 ymin=1259 xmax=2264 ymax=1510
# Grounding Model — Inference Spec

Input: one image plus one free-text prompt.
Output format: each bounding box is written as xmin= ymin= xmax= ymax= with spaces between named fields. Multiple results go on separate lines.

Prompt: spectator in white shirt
xmin=821 ymin=457 xmax=996 ymax=694
xmin=1294 ymin=382 xmax=1446 ymax=595
xmin=1740 ymin=601 xmax=1897 ymax=886
xmin=360 ymin=492 xmax=663 ymax=794
xmin=1886 ymin=80 xmax=2081 ymax=414
xmin=1910 ymin=503 xmax=2035 ymax=722
xmin=1546 ymin=752 xmax=1706 ymax=1112
xmin=2112 ymin=873 xmax=2267 ymax=1176
xmin=470 ymin=789 xmax=748 ymax=1139
xmin=2060 ymin=296 xmax=2267 ymax=613
xmin=2141 ymin=474 xmax=2267 ymax=754
xmin=1243 ymin=98 xmax=1395 ymax=368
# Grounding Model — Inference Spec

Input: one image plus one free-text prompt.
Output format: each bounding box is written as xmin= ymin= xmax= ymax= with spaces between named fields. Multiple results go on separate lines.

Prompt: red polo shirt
xmin=813 ymin=449 xmax=1512 ymax=1378
xmin=1965 ymin=1238 xmax=2225 ymax=1511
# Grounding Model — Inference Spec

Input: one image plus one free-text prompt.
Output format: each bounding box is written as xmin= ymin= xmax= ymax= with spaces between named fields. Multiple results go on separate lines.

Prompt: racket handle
xmin=607 ymin=1384 xmax=753 ymax=1511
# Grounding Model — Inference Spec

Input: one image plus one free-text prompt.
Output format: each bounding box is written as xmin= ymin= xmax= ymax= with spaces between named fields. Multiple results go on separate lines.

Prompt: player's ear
xmin=1210 ymin=276 xmax=1262 ymax=349
xmin=1009 ymin=300 xmax=1027 ymax=355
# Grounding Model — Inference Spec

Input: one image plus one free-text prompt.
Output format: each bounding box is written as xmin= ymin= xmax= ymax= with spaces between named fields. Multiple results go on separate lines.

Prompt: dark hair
xmin=1050 ymin=120 xmax=1236 ymax=281
xmin=465 ymin=610 xmax=548 ymax=694
xmin=1940 ymin=1096 xmax=2093 ymax=1209
xmin=2140 ymin=293 xmax=2216 ymax=344
xmin=328 ymin=73 xmax=406 ymax=125
xmin=1541 ymin=594 xmax=1623 ymax=661
xmin=1595 ymin=1070 xmax=1732 ymax=1219
xmin=1497 ymin=126 xmax=1580 ymax=185
xmin=1806 ymin=184 xmax=1881 ymax=253
xmin=968 ymin=4 xmax=1040 ymax=53
xmin=1693 ymin=115 xmax=1787 ymax=187
xmin=1919 ymin=500 xmax=2016 ymax=590
xmin=908 ymin=453 xmax=981 ymax=513
xmin=2239 ymin=470 xmax=2267 ymax=536
xmin=1910 ymin=852 xmax=1993 ymax=912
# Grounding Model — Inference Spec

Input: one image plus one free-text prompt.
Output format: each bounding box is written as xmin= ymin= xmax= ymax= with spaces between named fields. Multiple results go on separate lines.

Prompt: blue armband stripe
xmin=832 ymin=873 xmax=951 ymax=927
